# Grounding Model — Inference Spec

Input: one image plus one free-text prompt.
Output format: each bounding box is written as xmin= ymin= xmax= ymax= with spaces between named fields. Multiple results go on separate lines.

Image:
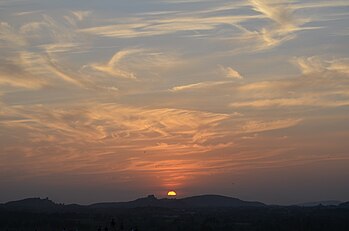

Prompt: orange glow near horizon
xmin=167 ymin=191 xmax=177 ymax=197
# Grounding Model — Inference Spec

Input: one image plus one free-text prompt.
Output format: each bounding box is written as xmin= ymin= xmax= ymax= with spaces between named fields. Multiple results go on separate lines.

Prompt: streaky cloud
xmin=90 ymin=49 xmax=141 ymax=80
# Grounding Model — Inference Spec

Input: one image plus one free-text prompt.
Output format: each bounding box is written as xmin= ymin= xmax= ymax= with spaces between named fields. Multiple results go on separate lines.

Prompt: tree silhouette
xmin=119 ymin=219 xmax=124 ymax=231
xmin=110 ymin=218 xmax=116 ymax=231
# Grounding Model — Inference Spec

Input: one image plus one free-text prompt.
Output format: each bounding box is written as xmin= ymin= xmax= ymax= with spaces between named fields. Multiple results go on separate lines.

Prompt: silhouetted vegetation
xmin=1 ymin=205 xmax=349 ymax=231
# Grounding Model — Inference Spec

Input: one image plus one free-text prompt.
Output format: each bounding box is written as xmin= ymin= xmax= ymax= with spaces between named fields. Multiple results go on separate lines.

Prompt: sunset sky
xmin=0 ymin=0 xmax=348 ymax=205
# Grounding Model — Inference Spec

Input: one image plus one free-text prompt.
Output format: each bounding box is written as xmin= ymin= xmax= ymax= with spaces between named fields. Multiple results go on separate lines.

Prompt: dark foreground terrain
xmin=1 ymin=196 xmax=349 ymax=231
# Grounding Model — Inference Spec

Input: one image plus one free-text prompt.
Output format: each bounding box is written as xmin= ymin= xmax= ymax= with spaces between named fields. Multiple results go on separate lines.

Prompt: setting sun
xmin=167 ymin=191 xmax=177 ymax=197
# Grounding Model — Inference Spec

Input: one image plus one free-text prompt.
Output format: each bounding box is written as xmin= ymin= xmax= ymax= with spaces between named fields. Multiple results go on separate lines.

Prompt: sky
xmin=0 ymin=0 xmax=348 ymax=205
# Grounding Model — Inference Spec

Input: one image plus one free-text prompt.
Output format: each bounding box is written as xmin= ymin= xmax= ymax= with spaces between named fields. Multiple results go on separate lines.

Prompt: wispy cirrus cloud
xmin=0 ymin=22 xmax=27 ymax=47
xmin=241 ymin=119 xmax=302 ymax=133
xmin=0 ymin=102 xmax=231 ymax=148
xmin=0 ymin=49 xmax=85 ymax=89
xmin=88 ymin=48 xmax=184 ymax=82
xmin=227 ymin=0 xmax=318 ymax=53
xmin=0 ymin=101 xmax=233 ymax=186
xmin=230 ymin=97 xmax=349 ymax=108
xmin=230 ymin=56 xmax=349 ymax=109
xmin=242 ymin=0 xmax=349 ymax=52
xmin=220 ymin=65 xmax=244 ymax=79
xmin=170 ymin=65 xmax=243 ymax=92
xmin=292 ymin=1 xmax=349 ymax=10
xmin=71 ymin=11 xmax=91 ymax=21
xmin=79 ymin=7 xmax=263 ymax=39
xmin=170 ymin=81 xmax=230 ymax=92
xmin=293 ymin=56 xmax=349 ymax=75
xmin=0 ymin=99 xmax=307 ymax=190
xmin=90 ymin=49 xmax=141 ymax=80
xmin=249 ymin=0 xmax=301 ymax=29
xmin=1 ymin=0 xmax=349 ymax=202
xmin=0 ymin=15 xmax=88 ymax=89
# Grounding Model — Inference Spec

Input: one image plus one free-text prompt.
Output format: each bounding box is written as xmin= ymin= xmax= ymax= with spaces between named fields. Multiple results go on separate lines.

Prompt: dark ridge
xmin=180 ymin=194 xmax=265 ymax=208
xmin=89 ymin=195 xmax=160 ymax=209
xmin=4 ymin=197 xmax=59 ymax=211
xmin=1 ymin=198 xmax=88 ymax=213
xmin=296 ymin=200 xmax=342 ymax=207
xmin=339 ymin=201 xmax=349 ymax=207
xmin=89 ymin=194 xmax=265 ymax=209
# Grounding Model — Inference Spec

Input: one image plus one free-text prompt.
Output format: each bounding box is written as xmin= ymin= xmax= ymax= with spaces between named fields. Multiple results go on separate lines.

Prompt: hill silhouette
xmin=0 ymin=197 xmax=86 ymax=212
xmin=296 ymin=200 xmax=342 ymax=207
xmin=339 ymin=201 xmax=349 ymax=207
xmin=1 ymin=196 xmax=349 ymax=230
xmin=4 ymin=195 xmax=349 ymax=212
xmin=3 ymin=198 xmax=58 ymax=211
xmin=0 ymin=194 xmax=265 ymax=211
xmin=89 ymin=194 xmax=265 ymax=209
xmin=177 ymin=195 xmax=264 ymax=208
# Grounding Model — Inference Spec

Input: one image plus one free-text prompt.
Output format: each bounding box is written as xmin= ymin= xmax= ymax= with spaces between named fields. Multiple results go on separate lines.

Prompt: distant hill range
xmin=1 ymin=195 xmax=348 ymax=212
xmin=90 ymin=195 xmax=265 ymax=209
xmin=0 ymin=195 xmax=264 ymax=212
xmin=339 ymin=201 xmax=349 ymax=208
xmin=0 ymin=198 xmax=60 ymax=212
xmin=296 ymin=200 xmax=343 ymax=207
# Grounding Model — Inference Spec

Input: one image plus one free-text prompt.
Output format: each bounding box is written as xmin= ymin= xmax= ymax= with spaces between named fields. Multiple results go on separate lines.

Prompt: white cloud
xmin=249 ymin=0 xmax=300 ymax=29
xmin=293 ymin=56 xmax=349 ymax=75
xmin=71 ymin=11 xmax=91 ymax=21
xmin=220 ymin=65 xmax=243 ymax=79
xmin=230 ymin=56 xmax=349 ymax=109
xmin=80 ymin=10 xmax=263 ymax=39
xmin=226 ymin=0 xmax=318 ymax=53
xmin=230 ymin=97 xmax=349 ymax=108
xmin=241 ymin=118 xmax=302 ymax=133
xmin=90 ymin=49 xmax=145 ymax=80
xmin=0 ymin=22 xmax=27 ymax=47
xmin=171 ymin=81 xmax=230 ymax=92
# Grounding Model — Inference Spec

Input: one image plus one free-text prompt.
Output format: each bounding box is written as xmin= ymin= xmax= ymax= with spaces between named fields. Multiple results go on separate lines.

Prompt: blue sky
xmin=0 ymin=0 xmax=349 ymax=204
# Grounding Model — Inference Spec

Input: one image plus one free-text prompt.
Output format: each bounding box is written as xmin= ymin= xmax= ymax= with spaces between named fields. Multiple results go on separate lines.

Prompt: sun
xmin=167 ymin=190 xmax=177 ymax=197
